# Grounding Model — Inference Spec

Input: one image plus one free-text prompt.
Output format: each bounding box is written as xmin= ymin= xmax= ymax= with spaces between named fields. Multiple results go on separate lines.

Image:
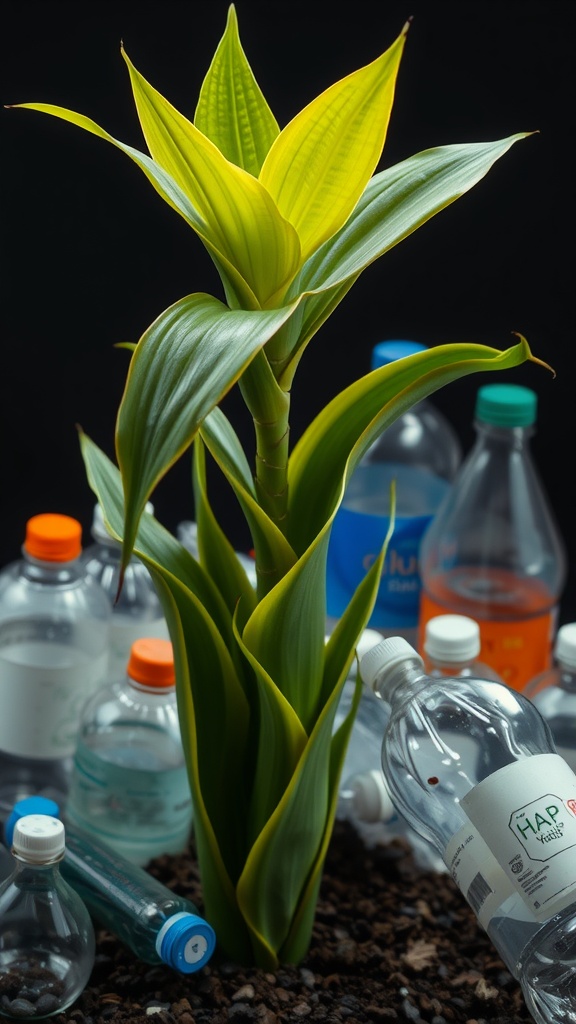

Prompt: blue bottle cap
xmin=4 ymin=796 xmax=61 ymax=847
xmin=371 ymin=340 xmax=427 ymax=370
xmin=155 ymin=911 xmax=216 ymax=974
xmin=475 ymin=383 xmax=537 ymax=427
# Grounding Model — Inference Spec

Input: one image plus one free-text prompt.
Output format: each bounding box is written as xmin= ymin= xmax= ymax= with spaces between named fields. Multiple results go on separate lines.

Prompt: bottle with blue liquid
xmin=327 ymin=341 xmax=461 ymax=644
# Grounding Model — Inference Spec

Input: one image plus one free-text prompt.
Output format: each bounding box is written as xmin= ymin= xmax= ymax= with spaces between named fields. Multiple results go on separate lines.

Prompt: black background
xmin=2 ymin=2 xmax=575 ymax=619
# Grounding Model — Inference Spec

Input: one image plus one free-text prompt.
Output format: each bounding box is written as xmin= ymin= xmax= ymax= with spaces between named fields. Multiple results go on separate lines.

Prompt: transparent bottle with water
xmin=0 ymin=513 xmax=111 ymax=808
xmin=327 ymin=340 xmax=462 ymax=644
xmin=82 ymin=502 xmax=169 ymax=682
xmin=2 ymin=798 xmax=215 ymax=975
xmin=66 ymin=637 xmax=193 ymax=866
xmin=525 ymin=622 xmax=576 ymax=772
xmin=418 ymin=383 xmax=567 ymax=691
xmin=0 ymin=814 xmax=95 ymax=1019
xmin=360 ymin=635 xmax=576 ymax=1024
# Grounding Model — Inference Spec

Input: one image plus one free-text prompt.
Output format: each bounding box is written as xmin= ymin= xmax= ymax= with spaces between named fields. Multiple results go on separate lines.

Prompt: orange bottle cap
xmin=127 ymin=638 xmax=175 ymax=688
xmin=24 ymin=513 xmax=82 ymax=562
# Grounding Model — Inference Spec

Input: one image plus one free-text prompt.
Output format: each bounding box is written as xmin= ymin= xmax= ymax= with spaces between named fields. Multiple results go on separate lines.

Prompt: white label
xmin=445 ymin=823 xmax=533 ymax=930
xmin=0 ymin=642 xmax=108 ymax=758
xmin=461 ymin=754 xmax=576 ymax=921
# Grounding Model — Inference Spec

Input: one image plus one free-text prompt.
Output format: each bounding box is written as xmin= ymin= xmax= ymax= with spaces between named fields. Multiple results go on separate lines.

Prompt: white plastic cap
xmin=12 ymin=814 xmax=65 ymax=863
xmin=424 ymin=614 xmax=480 ymax=663
xmin=555 ymin=623 xmax=576 ymax=670
xmin=360 ymin=636 xmax=423 ymax=692
xmin=344 ymin=770 xmax=396 ymax=824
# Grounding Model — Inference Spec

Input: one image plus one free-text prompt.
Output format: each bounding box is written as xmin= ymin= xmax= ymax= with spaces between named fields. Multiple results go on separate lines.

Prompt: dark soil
xmin=54 ymin=821 xmax=533 ymax=1024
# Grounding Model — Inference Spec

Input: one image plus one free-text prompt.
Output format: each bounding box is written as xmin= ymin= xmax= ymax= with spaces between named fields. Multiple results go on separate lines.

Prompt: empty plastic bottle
xmin=66 ymin=637 xmax=193 ymax=865
xmin=0 ymin=814 xmax=95 ymax=1019
xmin=82 ymin=502 xmax=169 ymax=682
xmin=0 ymin=513 xmax=111 ymax=808
xmin=418 ymin=383 xmax=567 ymax=691
xmin=422 ymin=613 xmax=504 ymax=682
xmin=327 ymin=340 xmax=462 ymax=644
xmin=2 ymin=798 xmax=216 ymax=975
xmin=334 ymin=627 xmax=445 ymax=872
xmin=360 ymin=635 xmax=576 ymax=1024
xmin=525 ymin=622 xmax=576 ymax=772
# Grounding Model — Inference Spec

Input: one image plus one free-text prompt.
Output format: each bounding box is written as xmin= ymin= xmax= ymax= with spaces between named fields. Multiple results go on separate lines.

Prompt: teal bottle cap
xmin=4 ymin=796 xmax=61 ymax=847
xmin=475 ymin=383 xmax=537 ymax=427
xmin=156 ymin=911 xmax=216 ymax=974
xmin=371 ymin=340 xmax=427 ymax=370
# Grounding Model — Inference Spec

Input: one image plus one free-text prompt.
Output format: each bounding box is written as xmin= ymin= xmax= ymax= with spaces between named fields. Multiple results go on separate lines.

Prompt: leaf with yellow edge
xmin=194 ymin=4 xmax=279 ymax=175
xmin=259 ymin=23 xmax=407 ymax=262
xmin=122 ymin=48 xmax=300 ymax=305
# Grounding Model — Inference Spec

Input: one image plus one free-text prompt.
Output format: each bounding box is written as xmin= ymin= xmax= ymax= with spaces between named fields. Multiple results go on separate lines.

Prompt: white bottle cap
xmin=12 ymin=814 xmax=65 ymax=863
xmin=345 ymin=770 xmax=396 ymax=824
xmin=424 ymin=614 xmax=480 ymax=663
xmin=555 ymin=623 xmax=576 ymax=670
xmin=360 ymin=636 xmax=423 ymax=692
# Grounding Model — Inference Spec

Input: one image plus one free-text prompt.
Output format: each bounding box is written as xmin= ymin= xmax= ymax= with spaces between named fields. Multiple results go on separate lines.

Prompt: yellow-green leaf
xmin=259 ymin=23 xmax=407 ymax=261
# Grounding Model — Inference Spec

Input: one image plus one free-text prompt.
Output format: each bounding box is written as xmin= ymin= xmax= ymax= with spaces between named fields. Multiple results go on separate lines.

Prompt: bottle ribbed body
xmin=326 ymin=341 xmax=461 ymax=643
xmin=418 ymin=384 xmax=567 ymax=691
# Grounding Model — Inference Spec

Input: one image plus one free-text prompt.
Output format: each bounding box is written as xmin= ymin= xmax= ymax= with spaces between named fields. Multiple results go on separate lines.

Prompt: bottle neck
xmin=372 ymin=657 xmax=428 ymax=705
xmin=21 ymin=552 xmax=81 ymax=585
xmin=474 ymin=418 xmax=534 ymax=450
xmin=11 ymin=855 xmax=63 ymax=885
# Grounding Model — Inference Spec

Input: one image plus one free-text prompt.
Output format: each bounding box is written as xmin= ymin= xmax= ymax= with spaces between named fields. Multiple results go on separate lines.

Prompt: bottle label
xmin=444 ymin=824 xmax=533 ymax=931
xmin=419 ymin=589 xmax=556 ymax=691
xmin=461 ymin=754 xmax=576 ymax=921
xmin=0 ymin=626 xmax=108 ymax=758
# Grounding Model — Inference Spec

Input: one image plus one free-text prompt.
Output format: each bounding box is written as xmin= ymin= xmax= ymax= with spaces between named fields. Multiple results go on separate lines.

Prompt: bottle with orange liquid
xmin=418 ymin=383 xmax=566 ymax=691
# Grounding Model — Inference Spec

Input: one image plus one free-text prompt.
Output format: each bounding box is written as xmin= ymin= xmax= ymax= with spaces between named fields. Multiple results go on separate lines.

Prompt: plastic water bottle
xmin=422 ymin=613 xmax=504 ymax=682
xmin=360 ymin=636 xmax=576 ymax=1024
xmin=82 ymin=502 xmax=169 ymax=682
xmin=418 ymin=383 xmax=567 ymax=691
xmin=333 ymin=628 xmax=445 ymax=872
xmin=326 ymin=340 xmax=462 ymax=644
xmin=525 ymin=622 xmax=576 ymax=772
xmin=66 ymin=637 xmax=193 ymax=865
xmin=0 ymin=513 xmax=111 ymax=808
xmin=2 ymin=798 xmax=216 ymax=975
xmin=0 ymin=814 xmax=95 ymax=1019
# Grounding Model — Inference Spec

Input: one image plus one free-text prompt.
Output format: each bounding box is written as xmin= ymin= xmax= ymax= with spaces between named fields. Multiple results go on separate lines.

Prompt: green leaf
xmin=270 ymin=133 xmax=531 ymax=381
xmin=259 ymin=24 xmax=407 ymax=262
xmin=115 ymin=292 xmax=299 ymax=571
xmin=122 ymin=48 xmax=301 ymax=305
xmin=287 ymin=336 xmax=546 ymax=554
xmin=12 ymin=101 xmax=260 ymax=309
xmin=194 ymin=4 xmax=280 ymax=175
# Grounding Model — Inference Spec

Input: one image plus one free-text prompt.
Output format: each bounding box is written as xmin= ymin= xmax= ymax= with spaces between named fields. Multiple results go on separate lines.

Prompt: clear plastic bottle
xmin=326 ymin=340 xmax=462 ymax=644
xmin=0 ymin=814 xmax=95 ymax=1019
xmin=422 ymin=613 xmax=504 ymax=682
xmin=66 ymin=637 xmax=193 ymax=865
xmin=418 ymin=383 xmax=567 ymax=691
xmin=82 ymin=502 xmax=169 ymax=682
xmin=360 ymin=636 xmax=576 ymax=1024
xmin=525 ymin=622 xmax=576 ymax=772
xmin=334 ymin=628 xmax=445 ymax=872
xmin=0 ymin=513 xmax=111 ymax=808
xmin=2 ymin=798 xmax=216 ymax=975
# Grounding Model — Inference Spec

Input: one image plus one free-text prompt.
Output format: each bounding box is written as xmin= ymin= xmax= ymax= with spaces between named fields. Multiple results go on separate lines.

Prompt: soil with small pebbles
xmin=37 ymin=821 xmax=533 ymax=1024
